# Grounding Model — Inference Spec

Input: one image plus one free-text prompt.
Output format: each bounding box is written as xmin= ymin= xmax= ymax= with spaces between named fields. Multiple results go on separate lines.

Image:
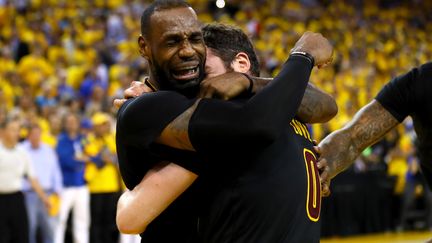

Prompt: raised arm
xmin=318 ymin=100 xmax=399 ymax=179
xmin=156 ymin=32 xmax=333 ymax=151
xmin=198 ymin=74 xmax=337 ymax=124
xmin=156 ymin=55 xmax=312 ymax=151
xmin=296 ymin=83 xmax=337 ymax=123
xmin=248 ymin=78 xmax=338 ymax=123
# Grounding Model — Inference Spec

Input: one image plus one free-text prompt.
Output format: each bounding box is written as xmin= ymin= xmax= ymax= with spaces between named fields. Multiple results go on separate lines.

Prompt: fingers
xmin=114 ymin=80 xmax=151 ymax=109
xmin=317 ymin=57 xmax=333 ymax=69
xmin=292 ymin=31 xmax=333 ymax=67
xmin=322 ymin=180 xmax=331 ymax=197
xmin=125 ymin=81 xmax=141 ymax=98
xmin=113 ymin=99 xmax=127 ymax=108
xmin=198 ymin=81 xmax=218 ymax=99
xmin=197 ymin=85 xmax=206 ymax=98
xmin=321 ymin=170 xmax=331 ymax=197
xmin=316 ymin=156 xmax=327 ymax=169
xmin=317 ymin=156 xmax=331 ymax=197
xmin=124 ymin=81 xmax=150 ymax=98
xmin=313 ymin=145 xmax=322 ymax=156
xmin=198 ymin=86 xmax=216 ymax=99
xmin=320 ymin=166 xmax=331 ymax=197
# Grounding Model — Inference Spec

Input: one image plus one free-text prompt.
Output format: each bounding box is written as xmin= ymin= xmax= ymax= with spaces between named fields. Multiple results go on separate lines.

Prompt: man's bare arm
xmin=155 ymin=82 xmax=337 ymax=151
xmin=251 ymin=78 xmax=337 ymax=123
xmin=297 ymin=83 xmax=337 ymax=123
xmin=201 ymin=74 xmax=337 ymax=124
xmin=155 ymin=32 xmax=334 ymax=150
xmin=155 ymin=100 xmax=199 ymax=151
xmin=116 ymin=161 xmax=198 ymax=234
xmin=318 ymin=100 xmax=399 ymax=179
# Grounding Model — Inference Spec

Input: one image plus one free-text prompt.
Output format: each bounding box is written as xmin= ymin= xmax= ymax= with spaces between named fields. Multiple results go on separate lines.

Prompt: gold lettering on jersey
xmin=290 ymin=119 xmax=312 ymax=142
xmin=303 ymin=148 xmax=321 ymax=222
xmin=289 ymin=120 xmax=301 ymax=135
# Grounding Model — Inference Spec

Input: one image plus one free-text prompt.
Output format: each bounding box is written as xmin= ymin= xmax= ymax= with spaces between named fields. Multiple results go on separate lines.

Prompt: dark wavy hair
xmin=203 ymin=23 xmax=260 ymax=76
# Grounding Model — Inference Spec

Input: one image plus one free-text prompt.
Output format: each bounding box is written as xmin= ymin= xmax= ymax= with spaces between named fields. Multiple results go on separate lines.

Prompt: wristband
xmin=241 ymin=73 xmax=254 ymax=94
xmin=144 ymin=77 xmax=157 ymax=92
xmin=290 ymin=51 xmax=315 ymax=67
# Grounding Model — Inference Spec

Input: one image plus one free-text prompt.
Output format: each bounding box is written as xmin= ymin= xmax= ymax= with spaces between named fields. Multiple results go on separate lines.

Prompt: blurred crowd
xmin=0 ymin=0 xmax=431 ymax=242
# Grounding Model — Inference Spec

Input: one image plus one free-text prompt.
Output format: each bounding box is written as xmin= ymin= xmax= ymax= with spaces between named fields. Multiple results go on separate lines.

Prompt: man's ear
xmin=138 ymin=35 xmax=150 ymax=60
xmin=231 ymin=52 xmax=251 ymax=74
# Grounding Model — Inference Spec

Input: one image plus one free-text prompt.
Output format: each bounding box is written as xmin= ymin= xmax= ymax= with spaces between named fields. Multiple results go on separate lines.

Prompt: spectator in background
xmin=0 ymin=117 xmax=51 ymax=243
xmin=56 ymin=70 xmax=76 ymax=104
xmin=0 ymin=90 xmax=8 ymax=115
xmin=84 ymin=85 xmax=109 ymax=117
xmin=84 ymin=112 xmax=120 ymax=243
xmin=17 ymin=44 xmax=54 ymax=92
xmin=79 ymin=67 xmax=107 ymax=105
xmin=54 ymin=112 xmax=90 ymax=243
xmin=20 ymin=124 xmax=63 ymax=243
xmin=35 ymin=82 xmax=58 ymax=111
xmin=41 ymin=113 xmax=63 ymax=148
xmin=80 ymin=118 xmax=93 ymax=137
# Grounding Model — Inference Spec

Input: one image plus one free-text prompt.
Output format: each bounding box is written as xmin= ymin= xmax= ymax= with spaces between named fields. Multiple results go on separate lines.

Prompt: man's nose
xmin=178 ymin=40 xmax=195 ymax=59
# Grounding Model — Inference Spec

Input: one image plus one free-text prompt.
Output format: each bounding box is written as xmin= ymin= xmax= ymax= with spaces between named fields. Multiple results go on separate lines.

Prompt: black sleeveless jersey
xmin=376 ymin=62 xmax=432 ymax=188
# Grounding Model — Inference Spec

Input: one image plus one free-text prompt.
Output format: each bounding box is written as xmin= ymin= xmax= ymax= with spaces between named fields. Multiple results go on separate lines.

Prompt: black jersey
xmin=190 ymin=115 xmax=321 ymax=242
xmin=186 ymin=56 xmax=320 ymax=242
xmin=116 ymin=92 xmax=201 ymax=243
xmin=116 ymin=55 xmax=315 ymax=242
xmin=375 ymin=62 xmax=432 ymax=188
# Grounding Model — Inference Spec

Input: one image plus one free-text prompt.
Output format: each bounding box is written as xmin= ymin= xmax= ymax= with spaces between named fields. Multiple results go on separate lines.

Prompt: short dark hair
xmin=203 ymin=23 xmax=260 ymax=76
xmin=141 ymin=0 xmax=192 ymax=38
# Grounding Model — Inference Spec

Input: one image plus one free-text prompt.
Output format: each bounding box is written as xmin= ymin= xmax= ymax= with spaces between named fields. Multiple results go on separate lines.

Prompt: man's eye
xmin=191 ymin=37 xmax=203 ymax=43
xmin=166 ymin=40 xmax=178 ymax=46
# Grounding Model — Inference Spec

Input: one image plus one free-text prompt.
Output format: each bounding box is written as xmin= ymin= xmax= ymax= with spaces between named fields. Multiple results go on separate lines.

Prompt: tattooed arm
xmin=297 ymin=83 xmax=337 ymax=123
xmin=251 ymin=78 xmax=337 ymax=123
xmin=200 ymin=74 xmax=337 ymax=124
xmin=318 ymin=100 xmax=399 ymax=179
xmin=154 ymin=82 xmax=337 ymax=151
xmin=155 ymin=100 xmax=199 ymax=151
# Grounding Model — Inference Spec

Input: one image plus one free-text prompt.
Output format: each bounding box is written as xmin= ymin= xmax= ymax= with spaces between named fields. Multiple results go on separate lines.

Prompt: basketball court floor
xmin=321 ymin=231 xmax=432 ymax=243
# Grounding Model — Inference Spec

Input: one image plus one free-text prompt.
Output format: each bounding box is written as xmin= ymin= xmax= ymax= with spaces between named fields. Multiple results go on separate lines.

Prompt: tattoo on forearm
xmin=297 ymin=87 xmax=323 ymax=122
xmin=350 ymin=101 xmax=399 ymax=152
xmin=165 ymin=101 xmax=200 ymax=150
xmin=297 ymin=96 xmax=323 ymax=122
xmin=322 ymin=100 xmax=399 ymax=178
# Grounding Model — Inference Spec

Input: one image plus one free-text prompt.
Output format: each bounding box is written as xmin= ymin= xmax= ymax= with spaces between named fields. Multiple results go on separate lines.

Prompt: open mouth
xmin=172 ymin=66 xmax=199 ymax=81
